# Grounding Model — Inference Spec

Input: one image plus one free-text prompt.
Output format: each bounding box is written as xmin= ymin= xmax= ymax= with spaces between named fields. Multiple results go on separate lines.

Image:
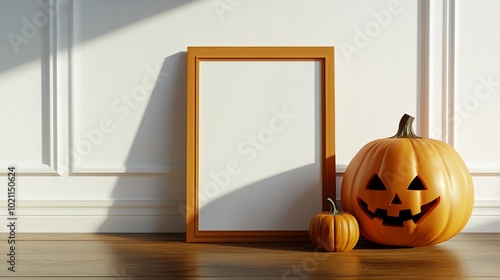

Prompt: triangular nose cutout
xmin=391 ymin=194 xmax=402 ymax=205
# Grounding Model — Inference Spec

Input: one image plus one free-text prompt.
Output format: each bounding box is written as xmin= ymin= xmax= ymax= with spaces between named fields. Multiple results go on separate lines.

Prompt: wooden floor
xmin=0 ymin=233 xmax=499 ymax=279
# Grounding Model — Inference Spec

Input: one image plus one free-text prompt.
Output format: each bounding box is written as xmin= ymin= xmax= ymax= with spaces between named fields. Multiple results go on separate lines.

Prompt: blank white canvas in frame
xmin=197 ymin=60 xmax=322 ymax=230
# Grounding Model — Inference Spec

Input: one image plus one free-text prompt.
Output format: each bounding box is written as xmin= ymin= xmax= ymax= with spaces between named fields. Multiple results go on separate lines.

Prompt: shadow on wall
xmin=197 ymin=164 xmax=322 ymax=231
xmin=96 ymin=51 xmax=326 ymax=234
xmin=1 ymin=0 xmax=194 ymax=73
xmin=97 ymin=51 xmax=187 ymax=233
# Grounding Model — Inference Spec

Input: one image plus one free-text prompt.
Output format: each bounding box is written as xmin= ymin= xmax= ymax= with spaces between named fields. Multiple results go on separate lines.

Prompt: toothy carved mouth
xmin=357 ymin=197 xmax=440 ymax=227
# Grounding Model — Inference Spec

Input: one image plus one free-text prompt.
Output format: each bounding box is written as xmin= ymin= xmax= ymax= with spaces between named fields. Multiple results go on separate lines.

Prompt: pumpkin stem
xmin=390 ymin=114 xmax=421 ymax=139
xmin=327 ymin=198 xmax=339 ymax=215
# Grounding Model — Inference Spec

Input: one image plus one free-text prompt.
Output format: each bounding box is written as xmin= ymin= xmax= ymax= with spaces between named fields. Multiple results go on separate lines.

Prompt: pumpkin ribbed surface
xmin=341 ymin=114 xmax=474 ymax=247
xmin=309 ymin=199 xmax=359 ymax=252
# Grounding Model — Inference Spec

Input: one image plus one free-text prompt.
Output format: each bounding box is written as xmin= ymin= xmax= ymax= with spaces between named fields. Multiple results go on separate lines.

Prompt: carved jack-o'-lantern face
xmin=358 ymin=175 xmax=440 ymax=228
xmin=341 ymin=114 xmax=474 ymax=247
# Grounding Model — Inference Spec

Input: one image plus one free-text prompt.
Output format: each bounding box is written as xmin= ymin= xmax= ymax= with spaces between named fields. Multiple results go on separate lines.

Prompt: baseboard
xmin=463 ymin=200 xmax=500 ymax=232
xmin=0 ymin=199 xmax=186 ymax=233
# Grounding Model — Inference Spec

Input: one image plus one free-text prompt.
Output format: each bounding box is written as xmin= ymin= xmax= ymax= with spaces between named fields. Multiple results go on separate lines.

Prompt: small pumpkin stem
xmin=390 ymin=114 xmax=421 ymax=139
xmin=327 ymin=198 xmax=339 ymax=215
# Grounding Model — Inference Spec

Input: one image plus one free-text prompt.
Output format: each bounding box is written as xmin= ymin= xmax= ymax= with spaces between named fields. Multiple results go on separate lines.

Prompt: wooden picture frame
xmin=186 ymin=47 xmax=335 ymax=242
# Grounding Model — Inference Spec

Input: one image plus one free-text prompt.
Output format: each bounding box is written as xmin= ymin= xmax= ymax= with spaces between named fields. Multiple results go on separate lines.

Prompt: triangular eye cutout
xmin=367 ymin=174 xmax=386 ymax=190
xmin=407 ymin=176 xmax=427 ymax=190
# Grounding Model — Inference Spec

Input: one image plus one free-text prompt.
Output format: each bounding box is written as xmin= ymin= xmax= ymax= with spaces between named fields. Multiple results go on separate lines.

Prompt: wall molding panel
xmin=66 ymin=0 xmax=182 ymax=176
xmin=0 ymin=0 xmax=59 ymax=176
xmin=449 ymin=0 xmax=500 ymax=176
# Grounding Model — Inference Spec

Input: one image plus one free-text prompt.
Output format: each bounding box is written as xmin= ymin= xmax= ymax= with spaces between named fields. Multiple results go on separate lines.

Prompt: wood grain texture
xmin=0 ymin=233 xmax=498 ymax=278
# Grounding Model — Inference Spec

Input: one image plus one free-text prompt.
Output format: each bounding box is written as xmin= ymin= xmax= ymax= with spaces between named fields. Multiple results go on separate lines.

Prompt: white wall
xmin=0 ymin=0 xmax=498 ymax=232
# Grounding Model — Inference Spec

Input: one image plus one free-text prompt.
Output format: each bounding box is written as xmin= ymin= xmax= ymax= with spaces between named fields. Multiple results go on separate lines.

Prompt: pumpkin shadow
xmin=216 ymin=235 xmax=407 ymax=252
xmin=353 ymin=238 xmax=412 ymax=249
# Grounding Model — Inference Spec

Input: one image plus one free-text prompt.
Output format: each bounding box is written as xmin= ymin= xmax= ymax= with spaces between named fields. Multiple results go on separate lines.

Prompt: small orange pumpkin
xmin=341 ymin=114 xmax=474 ymax=247
xmin=309 ymin=198 xmax=359 ymax=252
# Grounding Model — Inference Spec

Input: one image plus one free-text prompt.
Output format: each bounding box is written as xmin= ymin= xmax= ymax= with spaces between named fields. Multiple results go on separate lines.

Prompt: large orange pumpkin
xmin=341 ymin=114 xmax=474 ymax=247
